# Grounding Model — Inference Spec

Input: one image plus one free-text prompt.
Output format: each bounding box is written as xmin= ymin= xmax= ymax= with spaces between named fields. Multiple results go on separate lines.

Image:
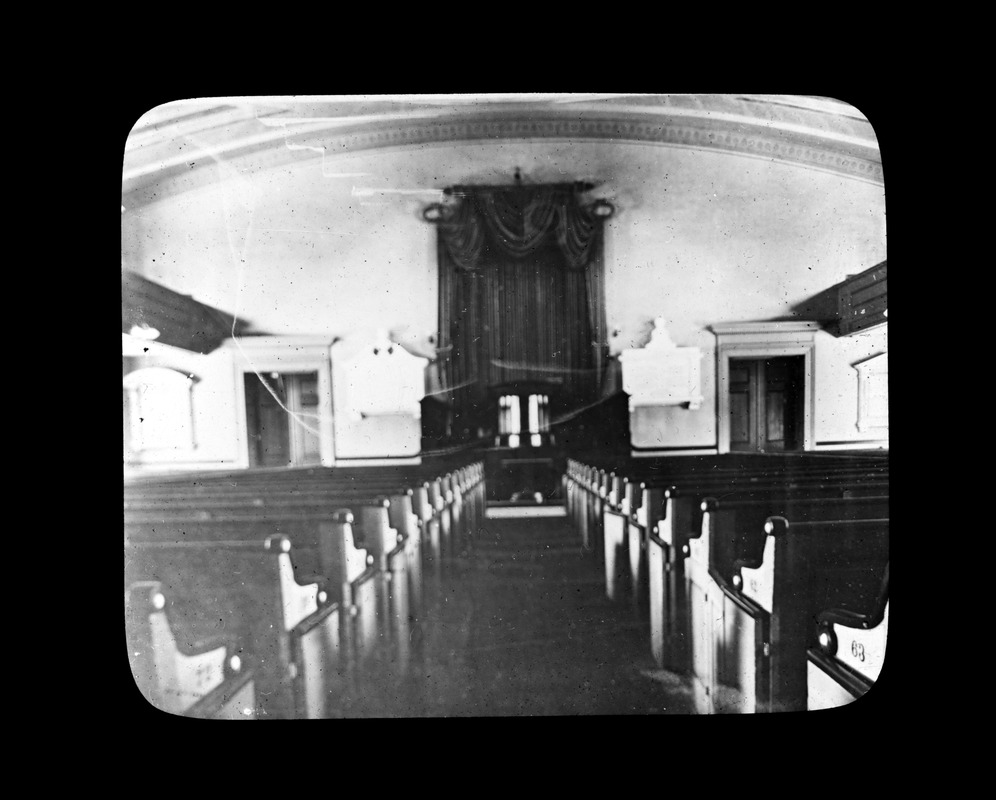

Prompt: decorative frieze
xmin=123 ymin=99 xmax=884 ymax=195
xmin=302 ymin=111 xmax=882 ymax=184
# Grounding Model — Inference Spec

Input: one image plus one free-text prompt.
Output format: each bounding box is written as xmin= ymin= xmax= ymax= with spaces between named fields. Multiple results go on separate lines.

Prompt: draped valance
xmin=425 ymin=183 xmax=613 ymax=271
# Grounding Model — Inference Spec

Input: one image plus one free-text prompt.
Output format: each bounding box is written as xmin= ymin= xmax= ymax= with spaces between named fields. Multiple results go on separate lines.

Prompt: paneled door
xmin=245 ymin=372 xmax=321 ymax=466
xmin=728 ymin=357 xmax=804 ymax=452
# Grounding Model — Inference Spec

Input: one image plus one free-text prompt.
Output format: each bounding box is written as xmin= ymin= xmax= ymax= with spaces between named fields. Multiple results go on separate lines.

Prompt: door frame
xmin=226 ymin=336 xmax=336 ymax=468
xmin=711 ymin=322 xmax=819 ymax=454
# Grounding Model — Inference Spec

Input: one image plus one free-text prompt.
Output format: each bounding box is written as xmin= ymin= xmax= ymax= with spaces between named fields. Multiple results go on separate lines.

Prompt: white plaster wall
xmin=121 ymin=151 xmax=439 ymax=349
xmin=122 ymin=138 xmax=887 ymax=455
xmin=602 ymin=148 xmax=885 ymax=347
xmin=814 ymin=325 xmax=889 ymax=444
xmin=334 ymin=415 xmax=421 ymax=459
xmin=599 ymin=147 xmax=886 ymax=450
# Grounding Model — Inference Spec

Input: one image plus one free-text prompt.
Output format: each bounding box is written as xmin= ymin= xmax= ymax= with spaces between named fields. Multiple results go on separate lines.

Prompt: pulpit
xmin=484 ymin=382 xmax=563 ymax=503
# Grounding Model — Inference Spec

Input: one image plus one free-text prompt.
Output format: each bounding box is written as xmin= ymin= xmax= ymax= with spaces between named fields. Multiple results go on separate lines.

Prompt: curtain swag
xmin=429 ymin=186 xmax=609 ymax=271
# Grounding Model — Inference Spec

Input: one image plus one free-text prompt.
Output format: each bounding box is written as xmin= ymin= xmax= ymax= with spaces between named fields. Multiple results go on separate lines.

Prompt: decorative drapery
xmin=435 ymin=184 xmax=604 ymax=271
xmin=430 ymin=182 xmax=611 ymax=436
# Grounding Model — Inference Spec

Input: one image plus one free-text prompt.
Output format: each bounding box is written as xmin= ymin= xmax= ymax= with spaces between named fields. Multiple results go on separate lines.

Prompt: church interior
xmin=122 ymin=94 xmax=889 ymax=718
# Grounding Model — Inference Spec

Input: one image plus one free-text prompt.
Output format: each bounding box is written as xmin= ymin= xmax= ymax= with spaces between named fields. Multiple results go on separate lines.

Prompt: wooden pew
xmin=647 ymin=485 xmax=689 ymax=672
xmin=354 ymin=466 xmax=487 ymax=677
xmin=584 ymin=468 xmax=611 ymax=559
xmin=125 ymin=459 xmax=482 ymax=564
xmin=431 ymin=477 xmax=454 ymax=562
xmin=125 ymin=506 xmax=376 ymax=591
xmin=412 ymin=482 xmax=443 ymax=588
xmin=565 ymin=455 xmax=887 ymax=608
xmin=622 ymin=481 xmax=652 ymax=616
xmin=125 ymin=536 xmax=344 ymax=719
xmin=567 ymin=463 xmax=592 ymax=548
xmin=569 ymin=461 xmax=684 ymax=601
xmin=807 ymin=562 xmax=889 ymax=709
xmin=606 ymin=480 xmax=664 ymax=616
xmin=454 ymin=462 xmax=486 ymax=549
xmin=688 ymin=499 xmax=888 ymax=713
xmin=126 ymin=467 xmax=482 ymax=549
xmin=602 ymin=475 xmax=628 ymax=601
xmin=125 ymin=460 xmax=485 ymax=574
xmin=127 ymin=580 xmax=256 ymax=719
xmin=567 ymin=453 xmax=888 ymax=640
xmin=600 ymin=473 xmax=656 ymax=609
xmin=411 ymin=476 xmax=459 ymax=587
xmin=580 ymin=464 xmax=607 ymax=555
xmin=687 ymin=493 xmax=890 ymax=711
xmin=344 ymin=558 xmax=390 ymax=704
xmin=647 ymin=469 xmax=886 ymax=661
xmin=125 ymin=460 xmax=486 ymax=712
xmin=355 ymin=496 xmax=420 ymax=681
xmin=124 ymin=461 xmax=484 ymax=502
xmin=565 ymin=460 xmax=579 ymax=525
xmin=576 ymin=467 xmax=607 ymax=556
xmin=125 ymin=500 xmax=416 ymax=686
xmin=125 ymin=464 xmax=478 ymax=617
xmin=565 ymin=461 xmax=586 ymax=544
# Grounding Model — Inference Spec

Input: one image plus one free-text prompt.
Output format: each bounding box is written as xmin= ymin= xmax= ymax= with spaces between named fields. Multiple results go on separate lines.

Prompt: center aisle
xmin=364 ymin=508 xmax=696 ymax=717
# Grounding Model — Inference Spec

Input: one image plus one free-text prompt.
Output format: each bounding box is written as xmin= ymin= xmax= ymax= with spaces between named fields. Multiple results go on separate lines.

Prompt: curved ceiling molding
xmin=290 ymin=111 xmax=881 ymax=183
xmin=121 ymin=95 xmax=883 ymax=204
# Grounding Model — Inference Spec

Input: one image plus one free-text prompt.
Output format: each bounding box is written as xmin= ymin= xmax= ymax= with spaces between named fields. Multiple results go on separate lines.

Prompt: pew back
xmin=125 ymin=536 xmax=339 ymax=718
xmin=705 ymin=514 xmax=889 ymax=713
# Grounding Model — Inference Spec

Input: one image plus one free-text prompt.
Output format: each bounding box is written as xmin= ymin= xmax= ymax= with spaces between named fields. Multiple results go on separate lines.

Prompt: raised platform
xmin=486 ymin=504 xmax=567 ymax=518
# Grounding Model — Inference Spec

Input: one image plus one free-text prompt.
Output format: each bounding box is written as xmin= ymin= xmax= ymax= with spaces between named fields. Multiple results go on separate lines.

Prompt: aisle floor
xmin=348 ymin=508 xmax=696 ymax=717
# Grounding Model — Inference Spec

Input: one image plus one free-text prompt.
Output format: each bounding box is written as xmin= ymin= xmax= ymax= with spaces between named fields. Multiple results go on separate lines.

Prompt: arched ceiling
xmin=121 ymin=94 xmax=886 ymax=346
xmin=121 ymin=93 xmax=882 ymax=211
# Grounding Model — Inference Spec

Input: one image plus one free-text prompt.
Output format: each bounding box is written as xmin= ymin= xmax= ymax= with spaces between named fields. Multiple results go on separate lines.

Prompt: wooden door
xmin=245 ymin=373 xmax=291 ymax=466
xmin=286 ymin=373 xmax=321 ymax=466
xmin=729 ymin=357 xmax=804 ymax=452
xmin=245 ymin=372 xmax=322 ymax=467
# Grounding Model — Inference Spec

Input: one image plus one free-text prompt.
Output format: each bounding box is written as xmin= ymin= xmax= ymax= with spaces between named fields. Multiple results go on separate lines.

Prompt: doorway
xmin=728 ymin=356 xmax=805 ymax=452
xmin=712 ymin=321 xmax=818 ymax=454
xmin=244 ymin=371 xmax=321 ymax=467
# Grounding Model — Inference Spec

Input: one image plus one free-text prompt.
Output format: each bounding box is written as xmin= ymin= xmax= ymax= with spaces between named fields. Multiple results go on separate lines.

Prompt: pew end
xmin=126 ymin=581 xmax=256 ymax=719
xmin=808 ymin=563 xmax=890 ymax=710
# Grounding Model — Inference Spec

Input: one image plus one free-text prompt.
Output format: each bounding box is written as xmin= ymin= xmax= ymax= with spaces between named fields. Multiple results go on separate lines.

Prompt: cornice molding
xmin=122 ymin=101 xmax=883 ymax=198
xmin=298 ymin=111 xmax=882 ymax=184
xmin=710 ymin=321 xmax=822 ymax=336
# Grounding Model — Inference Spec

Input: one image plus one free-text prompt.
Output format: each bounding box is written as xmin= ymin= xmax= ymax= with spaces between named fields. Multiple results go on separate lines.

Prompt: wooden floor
xmin=344 ymin=508 xmax=696 ymax=717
